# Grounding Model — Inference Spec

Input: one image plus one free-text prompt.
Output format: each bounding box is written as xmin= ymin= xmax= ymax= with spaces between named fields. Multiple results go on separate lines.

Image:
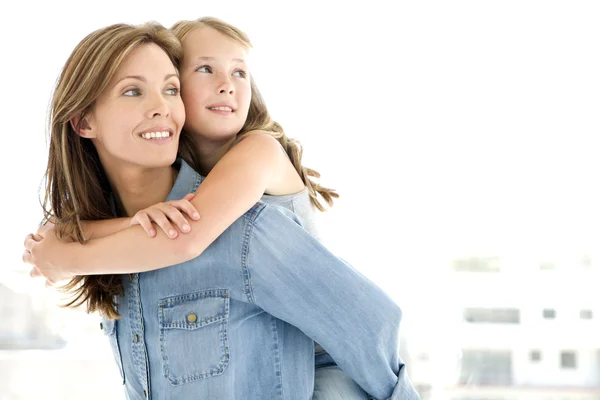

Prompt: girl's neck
xmin=104 ymin=163 xmax=178 ymax=217
xmin=193 ymin=135 xmax=237 ymax=176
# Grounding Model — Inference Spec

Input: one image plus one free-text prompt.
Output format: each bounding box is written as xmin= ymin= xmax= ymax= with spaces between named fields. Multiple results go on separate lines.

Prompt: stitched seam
xmin=271 ymin=316 xmax=283 ymax=399
xmin=240 ymin=204 xmax=266 ymax=303
xmin=192 ymin=174 xmax=202 ymax=192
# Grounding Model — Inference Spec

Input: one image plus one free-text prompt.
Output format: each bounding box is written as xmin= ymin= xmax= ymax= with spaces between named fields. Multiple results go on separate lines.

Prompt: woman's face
xmin=85 ymin=43 xmax=185 ymax=170
xmin=179 ymin=26 xmax=252 ymax=142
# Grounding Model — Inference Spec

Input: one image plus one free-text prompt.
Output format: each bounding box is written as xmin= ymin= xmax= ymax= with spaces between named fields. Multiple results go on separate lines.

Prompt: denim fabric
xmin=313 ymin=365 xmax=370 ymax=400
xmin=103 ymin=159 xmax=419 ymax=400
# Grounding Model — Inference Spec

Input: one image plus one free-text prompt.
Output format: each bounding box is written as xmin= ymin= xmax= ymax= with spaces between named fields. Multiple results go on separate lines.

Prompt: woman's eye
xmin=123 ymin=88 xmax=141 ymax=96
xmin=233 ymin=70 xmax=247 ymax=78
xmin=165 ymin=87 xmax=180 ymax=96
xmin=196 ymin=65 xmax=211 ymax=73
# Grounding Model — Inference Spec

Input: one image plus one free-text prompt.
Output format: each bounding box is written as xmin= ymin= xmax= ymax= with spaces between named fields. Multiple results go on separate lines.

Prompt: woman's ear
xmin=69 ymin=114 xmax=96 ymax=138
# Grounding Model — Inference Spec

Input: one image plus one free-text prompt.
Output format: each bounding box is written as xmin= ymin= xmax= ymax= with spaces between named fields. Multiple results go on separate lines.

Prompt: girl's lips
xmin=208 ymin=108 xmax=234 ymax=116
xmin=206 ymin=103 xmax=236 ymax=112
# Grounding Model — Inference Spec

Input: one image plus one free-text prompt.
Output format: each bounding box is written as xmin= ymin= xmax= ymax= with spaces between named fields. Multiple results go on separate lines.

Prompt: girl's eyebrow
xmin=195 ymin=56 xmax=246 ymax=64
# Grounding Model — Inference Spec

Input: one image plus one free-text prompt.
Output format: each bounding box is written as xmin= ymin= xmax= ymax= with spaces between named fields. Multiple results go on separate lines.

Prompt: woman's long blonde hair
xmin=43 ymin=22 xmax=198 ymax=319
xmin=171 ymin=17 xmax=338 ymax=211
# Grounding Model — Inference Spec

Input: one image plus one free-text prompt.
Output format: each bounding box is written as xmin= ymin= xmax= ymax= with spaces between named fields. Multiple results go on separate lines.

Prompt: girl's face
xmin=179 ymin=26 xmax=252 ymax=142
xmin=84 ymin=43 xmax=185 ymax=171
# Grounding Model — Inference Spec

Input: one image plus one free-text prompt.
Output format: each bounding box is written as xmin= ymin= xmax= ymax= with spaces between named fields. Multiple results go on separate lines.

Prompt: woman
xmin=24 ymin=21 xmax=418 ymax=400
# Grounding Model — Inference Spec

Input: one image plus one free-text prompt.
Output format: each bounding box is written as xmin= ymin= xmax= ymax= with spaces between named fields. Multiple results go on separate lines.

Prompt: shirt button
xmin=187 ymin=313 xmax=197 ymax=323
xmin=99 ymin=322 xmax=103 ymax=330
xmin=143 ymin=390 xmax=147 ymax=397
xmin=134 ymin=334 xmax=140 ymax=343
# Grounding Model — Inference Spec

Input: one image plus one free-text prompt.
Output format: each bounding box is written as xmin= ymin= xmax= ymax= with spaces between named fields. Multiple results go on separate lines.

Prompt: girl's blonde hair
xmin=43 ymin=22 xmax=198 ymax=319
xmin=171 ymin=17 xmax=338 ymax=211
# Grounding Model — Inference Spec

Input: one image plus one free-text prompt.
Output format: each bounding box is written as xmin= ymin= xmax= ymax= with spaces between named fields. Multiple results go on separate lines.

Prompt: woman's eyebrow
xmin=115 ymin=73 xmax=179 ymax=84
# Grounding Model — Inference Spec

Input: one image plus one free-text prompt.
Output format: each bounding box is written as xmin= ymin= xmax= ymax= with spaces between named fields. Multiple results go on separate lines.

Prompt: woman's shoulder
xmin=261 ymin=189 xmax=322 ymax=240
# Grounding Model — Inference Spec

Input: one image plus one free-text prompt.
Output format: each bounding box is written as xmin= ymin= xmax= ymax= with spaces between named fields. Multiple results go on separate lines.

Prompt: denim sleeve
xmin=243 ymin=204 xmax=420 ymax=400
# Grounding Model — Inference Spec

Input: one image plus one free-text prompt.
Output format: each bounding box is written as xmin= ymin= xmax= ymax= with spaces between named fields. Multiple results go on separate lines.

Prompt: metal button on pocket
xmin=187 ymin=313 xmax=197 ymax=323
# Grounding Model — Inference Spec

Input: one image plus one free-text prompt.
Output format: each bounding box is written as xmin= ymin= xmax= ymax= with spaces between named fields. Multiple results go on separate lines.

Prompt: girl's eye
xmin=165 ymin=87 xmax=180 ymax=96
xmin=196 ymin=65 xmax=211 ymax=73
xmin=233 ymin=70 xmax=247 ymax=78
xmin=123 ymin=88 xmax=141 ymax=96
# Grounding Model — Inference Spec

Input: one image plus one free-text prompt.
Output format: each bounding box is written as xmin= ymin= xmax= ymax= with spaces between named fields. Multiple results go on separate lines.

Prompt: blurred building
xmin=0 ymin=272 xmax=124 ymax=399
xmin=0 ymin=281 xmax=65 ymax=350
xmin=408 ymin=254 xmax=600 ymax=400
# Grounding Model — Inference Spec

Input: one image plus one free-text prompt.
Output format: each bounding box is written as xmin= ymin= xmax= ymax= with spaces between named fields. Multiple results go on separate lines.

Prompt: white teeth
xmin=141 ymin=131 xmax=170 ymax=139
xmin=210 ymin=106 xmax=232 ymax=112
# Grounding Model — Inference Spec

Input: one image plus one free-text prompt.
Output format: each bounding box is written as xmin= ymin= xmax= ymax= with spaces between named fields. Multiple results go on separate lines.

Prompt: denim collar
xmin=166 ymin=159 xmax=203 ymax=202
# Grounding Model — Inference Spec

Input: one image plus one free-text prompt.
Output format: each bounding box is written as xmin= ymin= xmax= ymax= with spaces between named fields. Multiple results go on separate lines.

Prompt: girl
xmin=24 ymin=21 xmax=418 ymax=400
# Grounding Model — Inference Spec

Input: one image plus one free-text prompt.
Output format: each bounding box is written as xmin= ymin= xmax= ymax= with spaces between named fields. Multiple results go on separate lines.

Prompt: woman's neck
xmin=104 ymin=163 xmax=178 ymax=217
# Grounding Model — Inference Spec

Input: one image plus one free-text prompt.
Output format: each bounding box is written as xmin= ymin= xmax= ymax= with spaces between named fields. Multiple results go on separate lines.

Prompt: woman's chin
xmin=140 ymin=153 xmax=179 ymax=169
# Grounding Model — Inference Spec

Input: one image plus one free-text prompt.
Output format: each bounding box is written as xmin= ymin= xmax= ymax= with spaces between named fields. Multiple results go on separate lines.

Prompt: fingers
xmin=147 ymin=207 xmax=180 ymax=238
xmin=159 ymin=201 xmax=201 ymax=235
xmin=28 ymin=265 xmax=59 ymax=287
xmin=131 ymin=212 xmax=157 ymax=237
xmin=23 ymin=234 xmax=43 ymax=252
xmin=23 ymin=233 xmax=34 ymax=249
xmin=29 ymin=267 xmax=41 ymax=278
xmin=24 ymin=233 xmax=43 ymax=250
xmin=183 ymin=193 xmax=195 ymax=201
xmin=130 ymin=200 xmax=200 ymax=239
xmin=171 ymin=199 xmax=200 ymax=222
xmin=22 ymin=249 xmax=31 ymax=265
xmin=29 ymin=267 xmax=56 ymax=287
xmin=23 ymin=243 xmax=53 ymax=285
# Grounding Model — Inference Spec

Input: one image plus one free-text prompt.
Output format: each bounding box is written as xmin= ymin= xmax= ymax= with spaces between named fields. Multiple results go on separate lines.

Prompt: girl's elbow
xmin=178 ymin=231 xmax=206 ymax=261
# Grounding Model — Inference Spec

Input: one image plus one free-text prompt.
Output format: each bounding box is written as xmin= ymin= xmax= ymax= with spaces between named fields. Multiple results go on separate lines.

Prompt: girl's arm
xmin=80 ymin=218 xmax=132 ymax=240
xmin=27 ymin=132 xmax=304 ymax=280
xmin=80 ymin=193 xmax=198 ymax=241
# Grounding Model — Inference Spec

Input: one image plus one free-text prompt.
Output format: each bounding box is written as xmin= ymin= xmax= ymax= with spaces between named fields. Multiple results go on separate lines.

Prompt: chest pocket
xmin=158 ymin=289 xmax=230 ymax=386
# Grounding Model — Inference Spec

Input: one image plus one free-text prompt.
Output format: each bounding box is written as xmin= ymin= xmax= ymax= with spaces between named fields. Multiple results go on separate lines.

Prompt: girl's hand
xmin=23 ymin=223 xmax=71 ymax=286
xmin=129 ymin=193 xmax=200 ymax=238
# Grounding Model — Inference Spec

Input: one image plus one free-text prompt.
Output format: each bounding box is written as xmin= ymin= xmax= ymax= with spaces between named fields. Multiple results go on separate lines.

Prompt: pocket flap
xmin=159 ymin=289 xmax=229 ymax=330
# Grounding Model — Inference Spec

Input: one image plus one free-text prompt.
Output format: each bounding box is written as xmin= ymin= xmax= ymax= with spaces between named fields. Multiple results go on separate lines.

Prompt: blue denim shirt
xmin=102 ymin=159 xmax=419 ymax=400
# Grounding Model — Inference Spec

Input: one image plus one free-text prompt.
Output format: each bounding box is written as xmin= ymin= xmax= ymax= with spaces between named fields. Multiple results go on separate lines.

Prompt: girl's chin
xmin=188 ymin=128 xmax=241 ymax=141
